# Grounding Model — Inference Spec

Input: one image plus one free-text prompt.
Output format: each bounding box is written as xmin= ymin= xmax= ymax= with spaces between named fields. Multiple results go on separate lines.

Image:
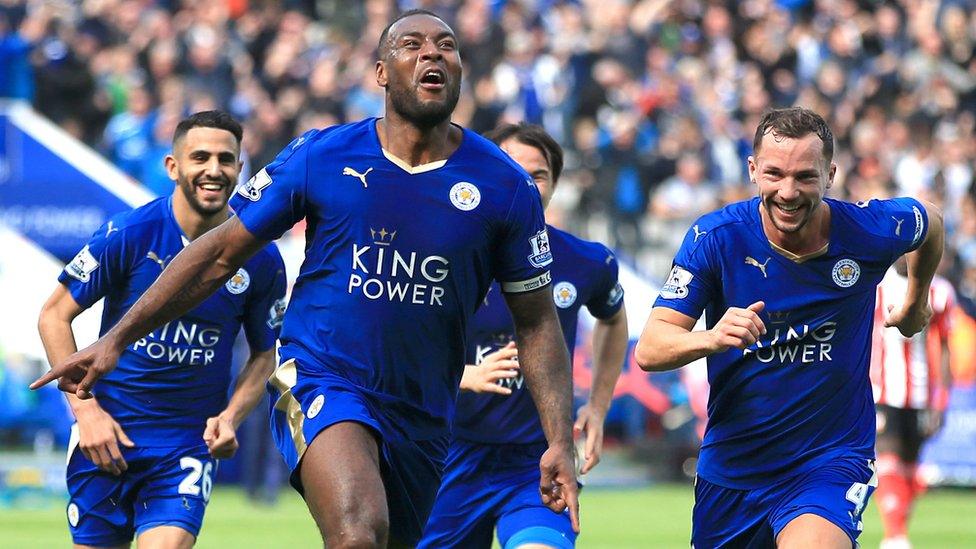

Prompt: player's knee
xmin=326 ymin=515 xmax=389 ymax=549
xmin=135 ymin=524 xmax=197 ymax=549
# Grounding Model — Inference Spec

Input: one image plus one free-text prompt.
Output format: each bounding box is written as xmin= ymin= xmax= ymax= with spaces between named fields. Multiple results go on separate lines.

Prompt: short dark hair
xmin=753 ymin=107 xmax=834 ymax=162
xmin=484 ymin=123 xmax=564 ymax=185
xmin=173 ymin=110 xmax=243 ymax=146
xmin=377 ymin=9 xmax=448 ymax=59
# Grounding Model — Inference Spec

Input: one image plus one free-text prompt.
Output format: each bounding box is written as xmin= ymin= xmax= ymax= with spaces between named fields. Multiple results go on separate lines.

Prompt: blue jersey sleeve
xmin=58 ymin=220 xmax=130 ymax=309
xmin=652 ymin=222 xmax=719 ymax=319
xmin=586 ymin=247 xmax=624 ymax=320
xmin=854 ymin=197 xmax=929 ymax=261
xmin=495 ymin=181 xmax=553 ymax=293
xmin=230 ymin=132 xmax=314 ymax=241
xmin=242 ymin=248 xmax=288 ymax=352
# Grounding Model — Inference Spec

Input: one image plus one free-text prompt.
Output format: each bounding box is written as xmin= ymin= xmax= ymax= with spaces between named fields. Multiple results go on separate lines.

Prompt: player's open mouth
xmin=419 ymin=68 xmax=446 ymax=90
xmin=774 ymin=203 xmax=804 ymax=219
xmin=196 ymin=181 xmax=228 ymax=198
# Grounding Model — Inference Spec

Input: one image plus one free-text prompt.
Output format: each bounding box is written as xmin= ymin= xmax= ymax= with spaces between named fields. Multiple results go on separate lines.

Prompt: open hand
xmin=75 ymin=402 xmax=135 ymax=475
xmin=573 ymin=403 xmax=606 ymax=475
xmin=460 ymin=342 xmax=521 ymax=395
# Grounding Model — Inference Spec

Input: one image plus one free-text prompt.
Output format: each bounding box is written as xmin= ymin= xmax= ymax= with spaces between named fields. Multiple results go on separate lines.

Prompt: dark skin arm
xmin=32 ymin=217 xmax=268 ymax=397
xmin=504 ymin=286 xmax=580 ymax=533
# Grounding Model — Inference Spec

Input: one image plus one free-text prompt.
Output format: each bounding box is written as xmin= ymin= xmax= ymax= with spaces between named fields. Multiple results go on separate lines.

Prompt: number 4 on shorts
xmin=845 ymin=482 xmax=869 ymax=517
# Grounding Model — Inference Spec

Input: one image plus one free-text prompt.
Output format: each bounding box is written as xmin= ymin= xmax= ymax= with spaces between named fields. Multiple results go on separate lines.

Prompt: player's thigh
xmin=299 ymin=420 xmax=389 ymax=544
xmin=66 ymin=449 xmax=140 ymax=548
xmin=135 ymin=525 xmax=195 ymax=549
xmin=775 ymin=514 xmax=851 ymax=549
xmin=496 ymin=478 xmax=576 ymax=549
xmin=133 ymin=446 xmax=215 ymax=545
xmin=770 ymin=457 xmax=876 ymax=548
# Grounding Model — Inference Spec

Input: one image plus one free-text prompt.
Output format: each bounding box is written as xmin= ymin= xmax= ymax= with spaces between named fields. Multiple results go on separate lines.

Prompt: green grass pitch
xmin=1 ymin=485 xmax=974 ymax=547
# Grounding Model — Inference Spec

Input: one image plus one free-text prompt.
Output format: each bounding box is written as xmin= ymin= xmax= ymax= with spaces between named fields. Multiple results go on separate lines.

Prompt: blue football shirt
xmin=60 ymin=196 xmax=287 ymax=447
xmin=452 ymin=226 xmax=624 ymax=445
xmin=229 ymin=119 xmax=552 ymax=440
xmin=654 ymin=197 xmax=928 ymax=489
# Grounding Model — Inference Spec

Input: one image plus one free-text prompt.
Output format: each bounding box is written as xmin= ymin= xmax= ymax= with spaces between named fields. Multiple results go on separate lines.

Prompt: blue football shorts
xmin=268 ymin=359 xmax=448 ymax=546
xmin=65 ymin=429 xmax=215 ymax=546
xmin=692 ymin=456 xmax=877 ymax=548
xmin=419 ymin=438 xmax=576 ymax=549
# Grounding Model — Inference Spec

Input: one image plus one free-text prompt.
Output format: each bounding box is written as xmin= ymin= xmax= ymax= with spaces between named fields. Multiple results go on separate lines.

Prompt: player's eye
xmin=439 ymin=40 xmax=456 ymax=50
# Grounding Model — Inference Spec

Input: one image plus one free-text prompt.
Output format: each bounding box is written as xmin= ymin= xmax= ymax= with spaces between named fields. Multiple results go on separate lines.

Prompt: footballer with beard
xmin=35 ymin=10 xmax=579 ymax=548
xmin=37 ymin=110 xmax=286 ymax=548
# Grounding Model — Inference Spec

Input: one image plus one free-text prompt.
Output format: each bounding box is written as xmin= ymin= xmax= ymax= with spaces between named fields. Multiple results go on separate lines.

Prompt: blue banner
xmin=0 ymin=103 xmax=152 ymax=262
xmin=920 ymin=384 xmax=976 ymax=486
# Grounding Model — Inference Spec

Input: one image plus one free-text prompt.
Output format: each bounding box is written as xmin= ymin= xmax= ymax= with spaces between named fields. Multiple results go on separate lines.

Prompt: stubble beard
xmin=388 ymin=81 xmax=460 ymax=129
xmin=178 ymin=173 xmax=231 ymax=216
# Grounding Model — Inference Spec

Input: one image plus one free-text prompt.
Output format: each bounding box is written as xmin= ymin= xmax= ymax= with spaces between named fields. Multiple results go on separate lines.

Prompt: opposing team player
xmin=37 ymin=110 xmax=286 ymax=548
xmin=34 ymin=10 xmax=578 ymax=547
xmin=872 ymin=258 xmax=955 ymax=549
xmin=634 ymin=107 xmax=944 ymax=548
xmin=420 ymin=123 xmax=628 ymax=549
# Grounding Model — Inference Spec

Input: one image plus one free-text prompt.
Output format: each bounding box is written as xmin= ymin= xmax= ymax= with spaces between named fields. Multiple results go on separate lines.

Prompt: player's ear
xmin=747 ymin=155 xmax=757 ymax=184
xmin=376 ymin=59 xmax=388 ymax=88
xmin=826 ymin=162 xmax=837 ymax=190
xmin=164 ymin=154 xmax=178 ymax=181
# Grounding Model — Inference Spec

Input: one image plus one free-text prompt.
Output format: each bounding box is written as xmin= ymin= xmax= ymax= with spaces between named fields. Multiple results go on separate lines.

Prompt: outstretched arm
xmin=504 ymin=287 xmax=579 ymax=533
xmin=885 ymin=200 xmax=945 ymax=337
xmin=575 ymin=305 xmax=628 ymax=474
xmin=32 ymin=217 xmax=269 ymax=397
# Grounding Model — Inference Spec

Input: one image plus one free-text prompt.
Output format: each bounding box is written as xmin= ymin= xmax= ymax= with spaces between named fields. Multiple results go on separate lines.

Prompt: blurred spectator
xmin=6 ymin=0 xmax=976 ymax=315
xmin=0 ymin=6 xmax=42 ymax=100
xmin=102 ymin=85 xmax=154 ymax=179
xmin=139 ymin=106 xmax=182 ymax=196
xmin=650 ymin=153 xmax=717 ymax=223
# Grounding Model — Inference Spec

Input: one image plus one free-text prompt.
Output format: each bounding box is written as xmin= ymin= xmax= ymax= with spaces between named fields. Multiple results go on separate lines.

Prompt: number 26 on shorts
xmin=178 ymin=457 xmax=214 ymax=502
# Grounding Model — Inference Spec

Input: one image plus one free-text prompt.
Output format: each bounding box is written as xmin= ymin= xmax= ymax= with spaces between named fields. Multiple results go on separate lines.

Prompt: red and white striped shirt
xmin=871 ymin=270 xmax=954 ymax=409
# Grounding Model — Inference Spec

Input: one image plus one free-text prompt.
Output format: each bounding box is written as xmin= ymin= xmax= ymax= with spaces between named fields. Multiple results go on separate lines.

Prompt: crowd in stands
xmin=2 ymin=0 xmax=976 ymax=309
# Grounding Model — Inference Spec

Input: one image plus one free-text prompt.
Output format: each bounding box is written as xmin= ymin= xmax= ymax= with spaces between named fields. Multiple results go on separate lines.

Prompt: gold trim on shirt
xmin=768 ymin=240 xmax=829 ymax=263
xmin=381 ymin=149 xmax=448 ymax=174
